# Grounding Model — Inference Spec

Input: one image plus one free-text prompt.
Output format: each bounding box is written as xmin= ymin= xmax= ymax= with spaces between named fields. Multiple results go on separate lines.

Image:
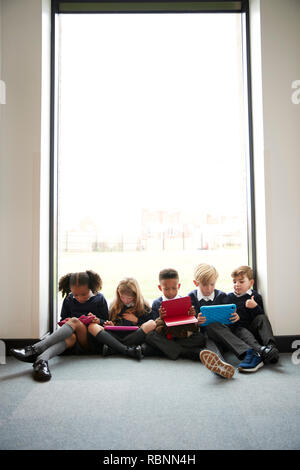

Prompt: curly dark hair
xmin=58 ymin=270 xmax=103 ymax=298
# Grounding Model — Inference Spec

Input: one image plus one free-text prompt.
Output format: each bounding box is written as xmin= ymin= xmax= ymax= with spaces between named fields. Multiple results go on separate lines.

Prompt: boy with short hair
xmin=146 ymin=268 xmax=235 ymax=379
xmin=188 ymin=263 xmax=230 ymax=313
xmin=191 ymin=263 xmax=266 ymax=373
xmin=227 ymin=265 xmax=279 ymax=364
xmin=151 ymin=268 xmax=182 ymax=319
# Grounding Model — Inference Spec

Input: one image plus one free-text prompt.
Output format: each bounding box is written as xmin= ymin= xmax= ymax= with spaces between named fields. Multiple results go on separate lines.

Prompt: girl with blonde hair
xmin=87 ymin=277 xmax=156 ymax=359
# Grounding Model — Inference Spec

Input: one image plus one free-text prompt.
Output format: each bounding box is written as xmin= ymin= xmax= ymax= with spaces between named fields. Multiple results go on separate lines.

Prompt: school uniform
xmin=227 ymin=289 xmax=277 ymax=347
xmin=188 ymin=288 xmax=262 ymax=358
xmin=151 ymin=294 xmax=181 ymax=320
xmin=145 ymin=294 xmax=206 ymax=360
xmin=60 ymin=292 xmax=109 ymax=354
xmin=187 ymin=288 xmax=247 ymax=359
xmin=195 ymin=288 xmax=262 ymax=358
xmin=108 ymin=304 xmax=155 ymax=347
xmin=60 ymin=292 xmax=109 ymax=323
xmin=188 ymin=288 xmax=229 ymax=316
xmin=113 ymin=304 xmax=154 ymax=327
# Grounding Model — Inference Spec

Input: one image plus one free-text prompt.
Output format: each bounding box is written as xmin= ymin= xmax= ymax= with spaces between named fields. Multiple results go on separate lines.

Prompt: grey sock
xmin=36 ymin=341 xmax=67 ymax=362
xmin=34 ymin=324 xmax=74 ymax=354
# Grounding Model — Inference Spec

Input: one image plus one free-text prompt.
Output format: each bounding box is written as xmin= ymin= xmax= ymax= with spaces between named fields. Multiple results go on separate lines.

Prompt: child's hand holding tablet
xmin=161 ymin=297 xmax=198 ymax=327
xmin=199 ymin=304 xmax=237 ymax=326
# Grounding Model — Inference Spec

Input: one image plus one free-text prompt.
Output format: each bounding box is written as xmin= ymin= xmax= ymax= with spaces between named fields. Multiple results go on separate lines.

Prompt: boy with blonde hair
xmin=190 ymin=263 xmax=266 ymax=373
xmin=227 ymin=265 xmax=279 ymax=364
xmin=189 ymin=263 xmax=230 ymax=313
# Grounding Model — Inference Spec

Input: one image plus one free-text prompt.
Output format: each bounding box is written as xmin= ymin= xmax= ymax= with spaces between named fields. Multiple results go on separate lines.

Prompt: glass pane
xmin=57 ymin=13 xmax=249 ymax=315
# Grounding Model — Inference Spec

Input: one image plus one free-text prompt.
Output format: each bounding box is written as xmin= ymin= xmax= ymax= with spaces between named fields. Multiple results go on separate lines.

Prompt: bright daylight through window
xmin=56 ymin=12 xmax=250 ymax=315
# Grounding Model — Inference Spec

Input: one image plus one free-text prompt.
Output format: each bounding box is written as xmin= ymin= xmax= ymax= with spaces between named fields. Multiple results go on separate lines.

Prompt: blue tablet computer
xmin=199 ymin=304 xmax=236 ymax=326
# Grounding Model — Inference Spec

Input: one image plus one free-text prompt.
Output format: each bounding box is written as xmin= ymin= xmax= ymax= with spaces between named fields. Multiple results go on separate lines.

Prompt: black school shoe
xmin=32 ymin=360 xmax=52 ymax=382
xmin=102 ymin=344 xmax=116 ymax=357
xmin=103 ymin=344 xmax=143 ymax=361
xmin=126 ymin=345 xmax=144 ymax=361
xmin=10 ymin=345 xmax=39 ymax=363
xmin=260 ymin=344 xmax=280 ymax=364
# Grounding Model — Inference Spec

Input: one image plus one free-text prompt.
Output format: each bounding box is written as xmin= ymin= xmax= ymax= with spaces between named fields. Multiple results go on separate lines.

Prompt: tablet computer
xmin=161 ymin=296 xmax=197 ymax=327
xmin=199 ymin=304 xmax=236 ymax=326
xmin=58 ymin=315 xmax=96 ymax=327
xmin=104 ymin=326 xmax=139 ymax=331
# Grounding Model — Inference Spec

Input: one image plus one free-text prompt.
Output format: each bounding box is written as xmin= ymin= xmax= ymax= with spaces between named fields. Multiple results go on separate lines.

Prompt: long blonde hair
xmin=109 ymin=277 xmax=150 ymax=323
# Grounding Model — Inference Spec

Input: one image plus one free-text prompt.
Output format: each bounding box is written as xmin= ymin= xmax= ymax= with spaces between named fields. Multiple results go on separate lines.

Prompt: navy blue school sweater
xmin=227 ymin=290 xmax=264 ymax=328
xmin=152 ymin=296 xmax=164 ymax=320
xmin=60 ymin=292 xmax=109 ymax=325
xmin=112 ymin=304 xmax=154 ymax=327
xmin=188 ymin=289 xmax=229 ymax=316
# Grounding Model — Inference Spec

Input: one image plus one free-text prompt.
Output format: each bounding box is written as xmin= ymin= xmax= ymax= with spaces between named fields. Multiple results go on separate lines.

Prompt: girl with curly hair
xmin=10 ymin=270 xmax=109 ymax=381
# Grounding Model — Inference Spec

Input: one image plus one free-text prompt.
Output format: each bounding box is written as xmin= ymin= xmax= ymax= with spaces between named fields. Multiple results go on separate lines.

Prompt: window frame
xmin=49 ymin=0 xmax=255 ymax=332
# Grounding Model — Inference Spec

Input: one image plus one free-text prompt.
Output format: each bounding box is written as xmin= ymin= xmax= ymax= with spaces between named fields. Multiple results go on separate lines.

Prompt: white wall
xmin=0 ymin=0 xmax=50 ymax=339
xmin=0 ymin=0 xmax=2 ymax=104
xmin=250 ymin=0 xmax=300 ymax=335
xmin=0 ymin=0 xmax=2 ymax=75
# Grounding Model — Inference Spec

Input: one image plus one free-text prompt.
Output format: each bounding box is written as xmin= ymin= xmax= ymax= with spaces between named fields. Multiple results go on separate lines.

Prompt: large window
xmin=53 ymin=5 xmax=252 ymax=318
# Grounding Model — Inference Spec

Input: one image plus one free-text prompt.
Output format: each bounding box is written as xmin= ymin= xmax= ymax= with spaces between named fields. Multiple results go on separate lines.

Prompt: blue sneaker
xmin=238 ymin=349 xmax=264 ymax=373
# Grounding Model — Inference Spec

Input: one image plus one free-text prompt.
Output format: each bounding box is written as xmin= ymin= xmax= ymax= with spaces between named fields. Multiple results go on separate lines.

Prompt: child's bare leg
xmin=140 ymin=320 xmax=156 ymax=334
xmin=66 ymin=317 xmax=90 ymax=350
xmin=87 ymin=323 xmax=104 ymax=336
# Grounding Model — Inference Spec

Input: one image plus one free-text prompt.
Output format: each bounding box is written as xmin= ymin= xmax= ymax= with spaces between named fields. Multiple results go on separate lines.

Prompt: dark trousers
xmin=204 ymin=334 xmax=226 ymax=362
xmin=246 ymin=314 xmax=277 ymax=347
xmin=145 ymin=331 xmax=206 ymax=361
xmin=109 ymin=328 xmax=146 ymax=346
xmin=205 ymin=322 xmax=262 ymax=359
xmin=121 ymin=329 xmax=164 ymax=356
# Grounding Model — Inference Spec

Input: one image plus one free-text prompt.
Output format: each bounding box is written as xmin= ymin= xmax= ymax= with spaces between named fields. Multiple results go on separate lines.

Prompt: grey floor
xmin=0 ymin=353 xmax=300 ymax=450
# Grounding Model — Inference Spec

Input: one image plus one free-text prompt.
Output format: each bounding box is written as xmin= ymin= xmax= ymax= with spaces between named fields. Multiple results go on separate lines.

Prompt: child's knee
xmin=67 ymin=317 xmax=81 ymax=328
xmin=87 ymin=322 xmax=103 ymax=335
xmin=141 ymin=320 xmax=156 ymax=334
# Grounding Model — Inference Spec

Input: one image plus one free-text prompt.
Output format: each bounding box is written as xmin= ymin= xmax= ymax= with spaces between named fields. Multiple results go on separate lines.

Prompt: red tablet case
xmin=161 ymin=296 xmax=197 ymax=327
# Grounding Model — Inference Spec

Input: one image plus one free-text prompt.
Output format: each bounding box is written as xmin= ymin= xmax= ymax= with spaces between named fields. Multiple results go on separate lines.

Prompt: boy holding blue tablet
xmin=190 ymin=263 xmax=265 ymax=373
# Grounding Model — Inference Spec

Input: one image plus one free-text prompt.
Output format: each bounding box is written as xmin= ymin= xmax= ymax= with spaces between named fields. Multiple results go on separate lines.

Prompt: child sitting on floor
xmin=227 ymin=265 xmax=279 ymax=364
xmin=196 ymin=263 xmax=268 ymax=373
xmin=146 ymin=268 xmax=235 ymax=378
xmin=87 ymin=277 xmax=156 ymax=360
xmin=10 ymin=270 xmax=109 ymax=381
